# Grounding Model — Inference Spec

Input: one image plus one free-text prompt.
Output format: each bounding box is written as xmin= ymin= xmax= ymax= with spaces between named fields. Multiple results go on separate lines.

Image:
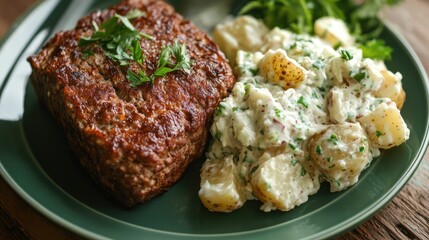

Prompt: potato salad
xmin=199 ymin=16 xmax=409 ymax=212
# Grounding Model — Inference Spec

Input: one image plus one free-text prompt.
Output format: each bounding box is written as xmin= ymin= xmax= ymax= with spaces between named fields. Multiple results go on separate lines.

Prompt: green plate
xmin=0 ymin=1 xmax=428 ymax=239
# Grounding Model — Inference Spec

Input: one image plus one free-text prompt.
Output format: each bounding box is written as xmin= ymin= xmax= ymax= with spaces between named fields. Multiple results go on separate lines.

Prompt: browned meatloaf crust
xmin=27 ymin=0 xmax=235 ymax=207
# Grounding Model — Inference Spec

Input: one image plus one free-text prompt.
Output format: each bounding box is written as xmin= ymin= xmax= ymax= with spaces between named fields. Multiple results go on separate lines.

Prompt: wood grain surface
xmin=0 ymin=0 xmax=428 ymax=239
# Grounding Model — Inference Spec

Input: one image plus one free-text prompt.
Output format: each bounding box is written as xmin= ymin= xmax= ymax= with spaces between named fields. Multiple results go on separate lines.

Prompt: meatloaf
xmin=27 ymin=0 xmax=235 ymax=207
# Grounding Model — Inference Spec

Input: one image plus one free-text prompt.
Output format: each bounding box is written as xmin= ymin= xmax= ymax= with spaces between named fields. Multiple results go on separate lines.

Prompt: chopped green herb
xmin=316 ymin=145 xmax=322 ymax=155
xmin=300 ymin=167 xmax=307 ymax=176
xmin=289 ymin=143 xmax=297 ymax=150
xmin=291 ymin=159 xmax=299 ymax=166
xmin=359 ymin=146 xmax=365 ymax=152
xmin=244 ymin=83 xmax=251 ymax=95
xmin=214 ymin=131 xmax=222 ymax=142
xmin=328 ymin=134 xmax=339 ymax=145
xmin=376 ymin=130 xmax=384 ymax=137
xmin=327 ymin=157 xmax=333 ymax=162
xmin=312 ymin=59 xmax=325 ymax=70
xmin=251 ymin=165 xmax=259 ymax=174
xmin=335 ymin=179 xmax=341 ymax=187
xmin=232 ymin=107 xmax=239 ymax=112
xmin=250 ymin=67 xmax=260 ymax=76
xmin=275 ymin=108 xmax=283 ymax=118
xmin=215 ymin=103 xmax=226 ymax=116
xmin=297 ymin=96 xmax=309 ymax=108
xmin=352 ymin=70 xmax=366 ymax=82
xmin=333 ymin=42 xmax=342 ymax=50
xmin=82 ymin=48 xmax=94 ymax=59
xmin=340 ymin=49 xmax=353 ymax=61
xmin=311 ymin=90 xmax=318 ymax=99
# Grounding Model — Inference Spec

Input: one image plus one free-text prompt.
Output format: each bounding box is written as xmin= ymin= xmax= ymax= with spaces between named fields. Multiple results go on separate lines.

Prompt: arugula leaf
xmin=359 ymin=39 xmax=393 ymax=61
xmin=239 ymin=0 xmax=343 ymax=34
xmin=239 ymin=0 xmax=402 ymax=60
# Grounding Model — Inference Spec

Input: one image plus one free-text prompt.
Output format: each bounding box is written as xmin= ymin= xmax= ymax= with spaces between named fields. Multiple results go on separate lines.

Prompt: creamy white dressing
xmin=199 ymin=16 xmax=409 ymax=212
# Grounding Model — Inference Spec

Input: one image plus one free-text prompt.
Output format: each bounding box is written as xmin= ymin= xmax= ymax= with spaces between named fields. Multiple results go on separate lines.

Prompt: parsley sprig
xmin=78 ymin=9 xmax=152 ymax=66
xmin=127 ymin=41 xmax=191 ymax=87
xmin=78 ymin=9 xmax=191 ymax=87
xmin=239 ymin=0 xmax=402 ymax=61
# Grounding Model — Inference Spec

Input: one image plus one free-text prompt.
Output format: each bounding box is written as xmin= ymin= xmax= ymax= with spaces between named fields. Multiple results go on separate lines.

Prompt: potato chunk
xmin=250 ymin=153 xmax=319 ymax=212
xmin=314 ymin=17 xmax=354 ymax=47
xmin=212 ymin=16 xmax=268 ymax=66
xmin=308 ymin=122 xmax=372 ymax=192
xmin=374 ymin=70 xmax=406 ymax=110
xmin=258 ymin=49 xmax=306 ymax=89
xmin=358 ymin=102 xmax=409 ymax=149
xmin=199 ymin=156 xmax=246 ymax=212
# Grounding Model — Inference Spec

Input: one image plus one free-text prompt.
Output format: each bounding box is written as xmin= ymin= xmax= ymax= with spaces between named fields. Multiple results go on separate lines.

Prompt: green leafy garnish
xmin=328 ymin=134 xmax=339 ymax=145
xmin=215 ymin=103 xmax=226 ymax=116
xmin=340 ymin=49 xmax=353 ymax=61
xmin=312 ymin=59 xmax=325 ymax=70
xmin=376 ymin=130 xmax=384 ymax=137
xmin=79 ymin=10 xmax=191 ymax=87
xmin=129 ymin=41 xmax=192 ymax=86
xmin=316 ymin=145 xmax=323 ymax=155
xmin=300 ymin=167 xmax=307 ymax=176
xmin=153 ymin=41 xmax=191 ymax=78
xmin=359 ymin=39 xmax=393 ymax=60
xmin=239 ymin=0 xmax=343 ymax=34
xmin=275 ymin=108 xmax=283 ymax=118
xmin=127 ymin=69 xmax=151 ymax=86
xmin=297 ymin=96 xmax=309 ymax=108
xmin=78 ymin=10 xmax=152 ymax=66
xmin=291 ymin=159 xmax=299 ymax=166
xmin=351 ymin=70 xmax=367 ymax=82
xmin=239 ymin=0 xmax=402 ymax=61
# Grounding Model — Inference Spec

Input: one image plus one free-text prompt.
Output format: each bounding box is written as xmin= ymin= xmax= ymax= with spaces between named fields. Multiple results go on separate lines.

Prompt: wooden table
xmin=0 ymin=0 xmax=428 ymax=239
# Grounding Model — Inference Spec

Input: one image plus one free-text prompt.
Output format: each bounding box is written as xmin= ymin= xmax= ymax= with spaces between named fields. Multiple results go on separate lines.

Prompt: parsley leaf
xmin=78 ymin=10 xmax=152 ymax=69
xmin=351 ymin=70 xmax=367 ymax=82
xmin=359 ymin=39 xmax=393 ymax=60
xmin=153 ymin=41 xmax=191 ymax=78
xmin=130 ymin=41 xmax=192 ymax=87
xmin=297 ymin=96 xmax=309 ymax=108
xmin=79 ymin=10 xmax=191 ymax=87
xmin=127 ymin=69 xmax=152 ymax=87
xmin=340 ymin=49 xmax=353 ymax=61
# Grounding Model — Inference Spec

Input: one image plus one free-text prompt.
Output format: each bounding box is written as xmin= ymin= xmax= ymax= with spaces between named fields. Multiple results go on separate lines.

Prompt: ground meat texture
xmin=27 ymin=0 xmax=235 ymax=207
